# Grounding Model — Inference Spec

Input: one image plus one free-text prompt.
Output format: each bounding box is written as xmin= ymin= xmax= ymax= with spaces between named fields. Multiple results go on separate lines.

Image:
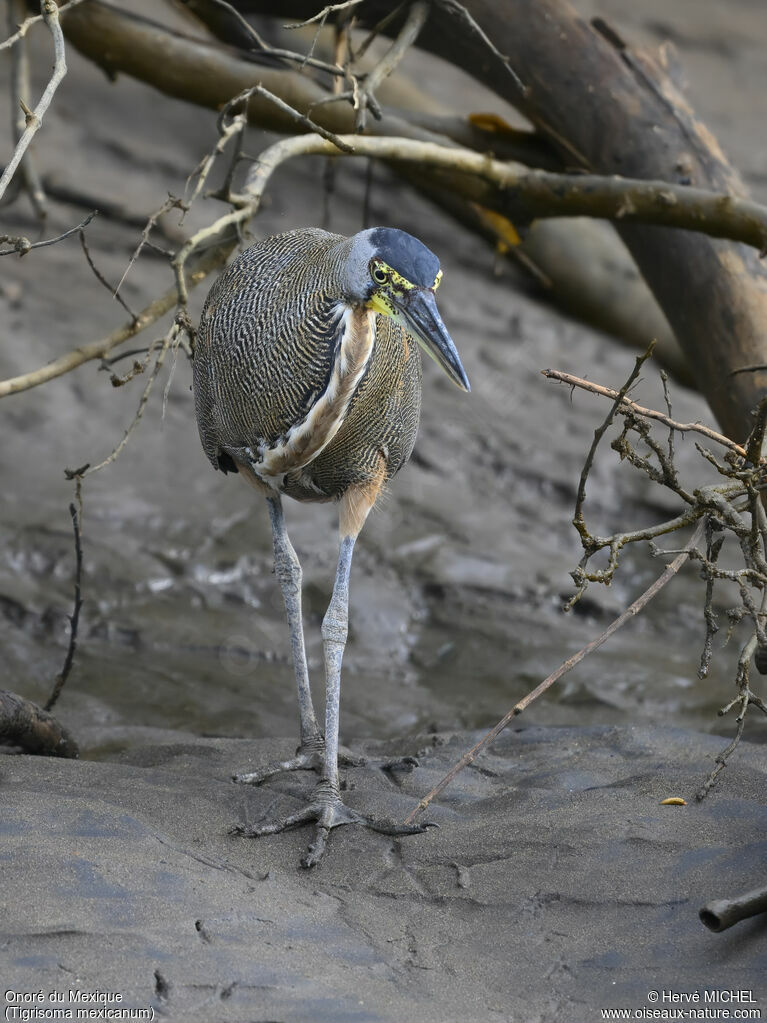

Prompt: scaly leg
xmin=234 ymin=493 xmax=362 ymax=785
xmin=233 ymin=480 xmax=434 ymax=867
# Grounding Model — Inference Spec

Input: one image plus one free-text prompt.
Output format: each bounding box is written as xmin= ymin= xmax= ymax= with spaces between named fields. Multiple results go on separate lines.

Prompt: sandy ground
xmin=0 ymin=1 xmax=766 ymax=1019
xmin=2 ymin=726 xmax=766 ymax=1021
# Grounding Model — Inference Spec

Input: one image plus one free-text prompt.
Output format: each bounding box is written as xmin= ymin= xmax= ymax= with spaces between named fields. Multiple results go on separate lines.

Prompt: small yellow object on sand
xmin=660 ymin=797 xmax=687 ymax=805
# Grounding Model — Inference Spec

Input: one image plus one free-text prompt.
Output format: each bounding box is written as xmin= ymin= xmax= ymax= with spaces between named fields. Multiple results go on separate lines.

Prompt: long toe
xmin=300 ymin=803 xmax=437 ymax=868
xmin=229 ymin=802 xmax=319 ymax=838
xmin=233 ymin=738 xmax=326 ymax=785
xmin=234 ymin=737 xmax=368 ymax=785
xmin=231 ymin=780 xmax=436 ymax=867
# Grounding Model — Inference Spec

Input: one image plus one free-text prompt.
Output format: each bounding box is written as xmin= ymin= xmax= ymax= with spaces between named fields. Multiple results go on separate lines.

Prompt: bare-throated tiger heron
xmin=193 ymin=226 xmax=470 ymax=866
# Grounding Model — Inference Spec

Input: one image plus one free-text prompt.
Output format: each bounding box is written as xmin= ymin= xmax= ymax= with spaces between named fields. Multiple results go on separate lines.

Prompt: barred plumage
xmin=192 ymin=226 xmax=468 ymax=867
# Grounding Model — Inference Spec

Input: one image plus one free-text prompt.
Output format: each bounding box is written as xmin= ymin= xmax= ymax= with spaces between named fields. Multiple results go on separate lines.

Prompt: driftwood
xmin=0 ymin=691 xmax=79 ymax=758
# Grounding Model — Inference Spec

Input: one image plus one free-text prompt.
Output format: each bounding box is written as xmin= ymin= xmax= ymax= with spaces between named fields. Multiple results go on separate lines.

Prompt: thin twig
xmin=542 ymin=367 xmax=748 ymax=459
xmin=312 ymin=1 xmax=429 ymax=132
xmin=403 ymin=518 xmax=707 ymax=823
xmin=0 ymin=237 xmax=232 ymax=398
xmin=45 ymin=503 xmax=83 ymax=712
xmin=76 ymin=325 xmax=177 ymax=478
xmin=79 ymin=227 xmax=138 ymax=322
xmin=284 ymin=1 xmax=364 ymax=29
xmin=0 ymin=0 xmax=67 ymax=203
xmin=183 ymin=96 xmax=249 ymax=216
xmin=355 ymin=4 xmax=406 ymax=62
xmin=245 ymin=84 xmax=355 ymax=153
xmin=197 ymin=0 xmax=345 ymax=75
xmin=572 ymin=344 xmax=655 ymax=544
xmin=113 ymin=195 xmax=186 ymax=299
xmin=434 ymin=0 xmax=525 ymax=95
xmin=0 ymin=0 xmax=89 ymax=52
xmin=0 ymin=210 xmax=96 ymax=255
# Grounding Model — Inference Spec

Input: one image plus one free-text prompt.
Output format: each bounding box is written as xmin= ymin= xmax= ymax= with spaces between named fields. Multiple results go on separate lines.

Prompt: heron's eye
xmin=372 ymin=266 xmax=387 ymax=284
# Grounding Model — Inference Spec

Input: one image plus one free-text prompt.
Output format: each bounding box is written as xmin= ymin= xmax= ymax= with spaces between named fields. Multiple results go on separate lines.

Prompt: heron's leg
xmin=235 ymin=494 xmax=325 ymax=785
xmin=266 ymin=492 xmax=317 ymax=744
xmin=233 ymin=481 xmax=432 ymax=864
xmin=232 ymin=479 xmax=435 ymax=866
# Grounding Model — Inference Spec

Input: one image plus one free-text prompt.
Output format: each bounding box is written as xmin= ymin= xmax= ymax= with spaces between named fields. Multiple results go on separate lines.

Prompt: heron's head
xmin=342 ymin=227 xmax=470 ymax=392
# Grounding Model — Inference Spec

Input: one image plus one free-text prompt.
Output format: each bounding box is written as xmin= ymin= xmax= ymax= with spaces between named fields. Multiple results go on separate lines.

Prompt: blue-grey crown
xmin=367 ymin=227 xmax=440 ymax=288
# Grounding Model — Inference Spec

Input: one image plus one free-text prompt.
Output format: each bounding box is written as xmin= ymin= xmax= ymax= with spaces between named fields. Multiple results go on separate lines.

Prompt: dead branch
xmin=59 ymin=1 xmax=442 ymax=144
xmin=0 ymin=0 xmax=88 ymax=52
xmin=284 ymin=0 xmax=364 ymax=29
xmin=225 ymin=134 xmax=767 ymax=252
xmin=572 ymin=345 xmax=654 ymax=546
xmin=45 ymin=503 xmax=83 ymax=712
xmin=545 ymin=355 xmax=767 ymax=791
xmin=238 ymin=82 xmax=355 ymax=151
xmin=700 ymin=886 xmax=767 ymax=933
xmin=311 ymin=0 xmax=430 ymax=132
xmin=7 ymin=0 xmax=46 ymax=217
xmin=78 ymin=225 xmax=138 ymax=323
xmin=183 ymin=92 xmax=250 ymax=214
xmin=0 ymin=0 xmax=67 ymax=203
xmin=77 ymin=323 xmax=179 ymax=478
xmin=0 ymin=210 xmax=96 ymax=256
xmin=181 ymin=0 xmax=348 ymax=76
xmin=0 ymin=232 xmax=234 ymax=398
xmin=542 ymin=368 xmax=747 ymax=460
xmin=403 ymin=518 xmax=707 ymax=824
xmin=113 ymin=196 xmax=187 ymax=300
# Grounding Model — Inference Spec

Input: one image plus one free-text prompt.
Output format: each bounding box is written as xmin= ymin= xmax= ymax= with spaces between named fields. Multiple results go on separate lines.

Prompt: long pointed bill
xmin=395 ymin=289 xmax=470 ymax=392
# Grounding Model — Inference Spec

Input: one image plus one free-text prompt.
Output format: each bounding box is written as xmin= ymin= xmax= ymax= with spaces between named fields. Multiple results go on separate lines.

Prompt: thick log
xmin=0 ymin=690 xmax=79 ymax=758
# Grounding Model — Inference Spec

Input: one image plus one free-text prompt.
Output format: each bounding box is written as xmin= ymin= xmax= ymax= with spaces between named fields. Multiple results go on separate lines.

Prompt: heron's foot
xmin=230 ymin=779 xmax=437 ymax=868
xmin=233 ymin=735 xmax=365 ymax=786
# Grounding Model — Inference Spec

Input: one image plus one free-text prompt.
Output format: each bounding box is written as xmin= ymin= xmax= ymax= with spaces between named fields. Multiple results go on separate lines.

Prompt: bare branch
xmin=191 ymin=0 xmax=346 ymax=75
xmin=78 ymin=225 xmax=138 ymax=324
xmin=77 ymin=324 xmax=178 ymax=478
xmin=0 ymin=236 xmax=233 ymax=398
xmin=113 ymin=196 xmax=186 ymax=299
xmin=241 ymin=83 xmax=355 ymax=152
xmin=0 ymin=0 xmax=68 ymax=203
xmin=232 ymin=135 xmax=767 ymax=253
xmin=403 ymin=518 xmax=708 ymax=823
xmin=571 ymin=344 xmax=655 ymax=545
xmin=312 ymin=1 xmax=430 ymax=132
xmin=0 ymin=210 xmax=96 ymax=256
xmin=0 ymin=0 xmax=89 ymax=52
xmin=7 ymin=0 xmax=46 ymax=217
xmin=284 ymin=0 xmax=364 ymax=29
xmin=44 ymin=503 xmax=83 ymax=713
xmin=542 ymin=367 xmax=748 ymax=459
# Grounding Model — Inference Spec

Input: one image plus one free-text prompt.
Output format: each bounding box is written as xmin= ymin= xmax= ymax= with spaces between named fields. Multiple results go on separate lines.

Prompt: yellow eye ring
xmin=372 ymin=266 xmax=387 ymax=284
